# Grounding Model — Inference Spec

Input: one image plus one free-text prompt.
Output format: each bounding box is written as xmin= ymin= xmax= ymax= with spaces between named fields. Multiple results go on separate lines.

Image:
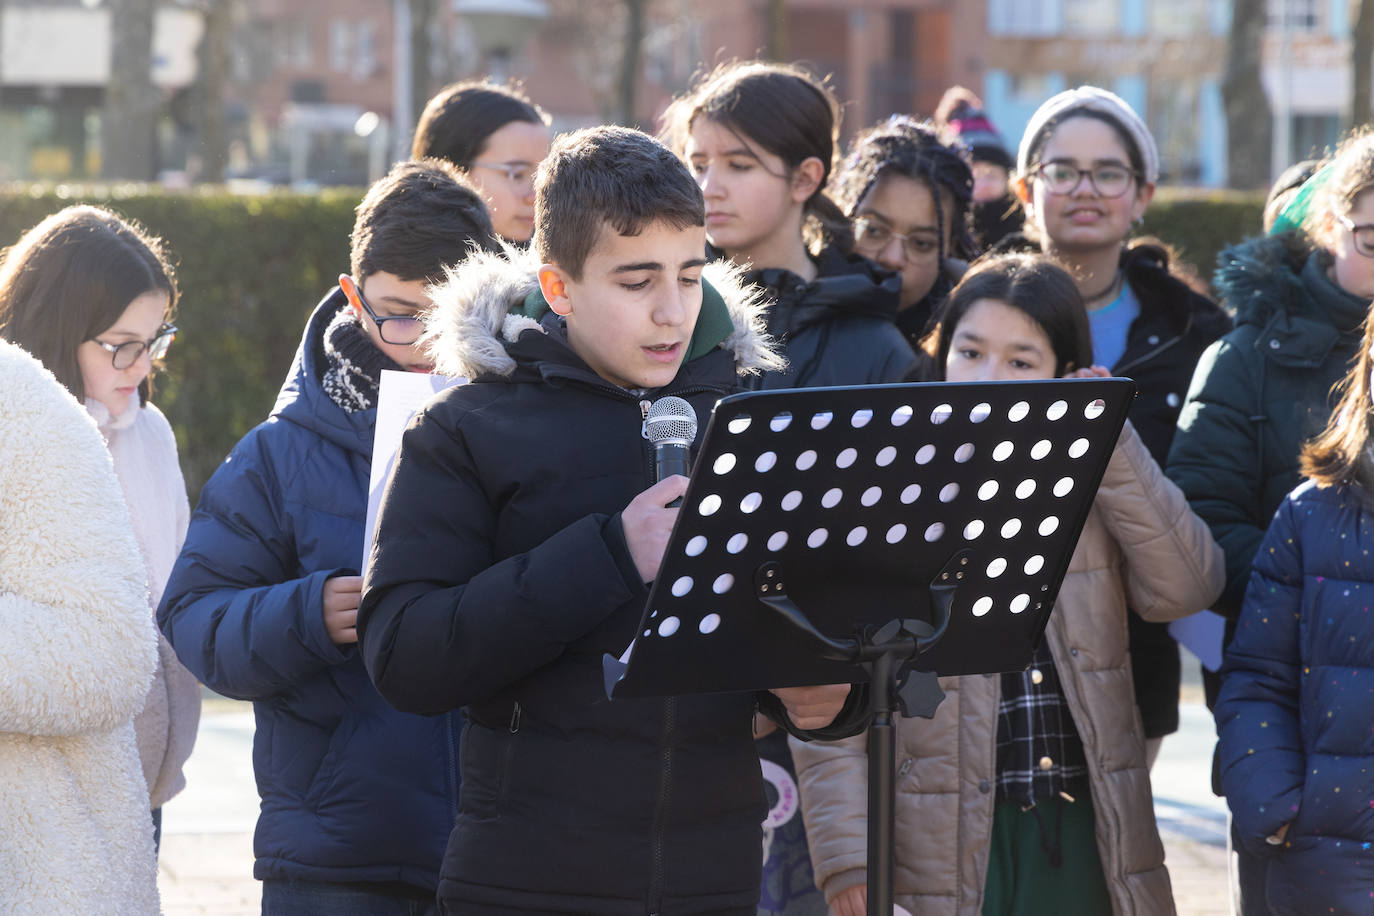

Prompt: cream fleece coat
xmin=0 ymin=341 xmax=161 ymax=914
xmin=89 ymin=393 xmax=200 ymax=809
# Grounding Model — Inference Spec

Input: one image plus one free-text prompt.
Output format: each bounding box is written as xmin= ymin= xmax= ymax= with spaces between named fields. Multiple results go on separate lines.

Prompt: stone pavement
xmin=158 ymin=698 xmax=1233 ymax=915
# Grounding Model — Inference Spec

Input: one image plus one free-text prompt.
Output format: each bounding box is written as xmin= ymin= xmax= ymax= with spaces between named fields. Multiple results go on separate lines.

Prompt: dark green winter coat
xmin=1165 ymin=232 xmax=1370 ymax=621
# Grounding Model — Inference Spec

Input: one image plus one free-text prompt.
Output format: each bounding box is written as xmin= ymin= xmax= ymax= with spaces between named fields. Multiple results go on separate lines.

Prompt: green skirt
xmin=981 ymin=793 xmax=1113 ymax=916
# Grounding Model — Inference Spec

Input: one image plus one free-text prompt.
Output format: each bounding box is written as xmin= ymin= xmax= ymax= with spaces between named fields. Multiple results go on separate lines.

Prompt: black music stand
xmin=604 ymin=379 xmax=1133 ymax=916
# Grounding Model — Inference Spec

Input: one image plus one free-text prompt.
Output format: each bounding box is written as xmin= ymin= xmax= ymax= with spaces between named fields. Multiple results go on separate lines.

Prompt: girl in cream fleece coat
xmin=0 ymin=339 xmax=160 ymax=913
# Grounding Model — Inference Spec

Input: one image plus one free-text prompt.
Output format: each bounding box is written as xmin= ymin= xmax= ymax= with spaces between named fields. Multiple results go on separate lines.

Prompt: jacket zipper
xmin=446 ymin=712 xmax=461 ymax=822
xmin=1112 ymin=325 xmax=1186 ymax=377
xmin=497 ymin=701 xmax=521 ymax=811
xmin=647 ymin=696 xmax=677 ymax=914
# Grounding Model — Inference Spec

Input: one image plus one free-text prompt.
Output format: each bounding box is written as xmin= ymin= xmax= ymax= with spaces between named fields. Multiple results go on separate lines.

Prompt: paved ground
xmin=159 ymin=671 xmax=1233 ymax=915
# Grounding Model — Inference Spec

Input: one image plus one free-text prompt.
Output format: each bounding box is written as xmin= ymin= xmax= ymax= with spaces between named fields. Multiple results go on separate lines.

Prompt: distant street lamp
xmin=454 ymin=0 xmax=550 ymax=83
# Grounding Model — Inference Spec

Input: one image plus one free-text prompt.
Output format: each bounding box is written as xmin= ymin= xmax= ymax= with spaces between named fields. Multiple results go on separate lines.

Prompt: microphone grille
xmin=645 ymin=396 xmax=698 ymax=444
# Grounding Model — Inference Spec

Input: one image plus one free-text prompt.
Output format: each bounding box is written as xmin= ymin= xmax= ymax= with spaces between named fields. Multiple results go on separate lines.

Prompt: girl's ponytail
xmin=804 ymin=190 xmax=854 ymax=253
xmin=671 ymin=61 xmax=846 ymax=255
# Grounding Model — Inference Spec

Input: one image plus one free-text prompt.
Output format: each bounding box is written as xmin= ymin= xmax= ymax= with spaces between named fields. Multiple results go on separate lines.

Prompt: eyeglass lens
xmin=111 ymin=329 xmax=175 ymax=369
xmin=376 ymin=316 xmax=422 ymax=345
xmin=1039 ymin=163 xmax=1133 ymax=197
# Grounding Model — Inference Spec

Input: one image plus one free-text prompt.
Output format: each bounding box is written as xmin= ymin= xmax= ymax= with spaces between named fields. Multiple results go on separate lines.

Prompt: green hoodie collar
xmin=518 ymin=277 xmax=734 ymax=363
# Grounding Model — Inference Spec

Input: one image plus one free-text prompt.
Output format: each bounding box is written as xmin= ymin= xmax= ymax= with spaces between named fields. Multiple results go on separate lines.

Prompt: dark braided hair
xmin=833 ymin=115 xmax=976 ymax=266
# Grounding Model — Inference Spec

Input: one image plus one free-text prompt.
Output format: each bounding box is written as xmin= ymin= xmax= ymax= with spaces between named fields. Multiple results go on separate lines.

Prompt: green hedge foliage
xmin=0 ymin=184 xmax=1267 ymax=502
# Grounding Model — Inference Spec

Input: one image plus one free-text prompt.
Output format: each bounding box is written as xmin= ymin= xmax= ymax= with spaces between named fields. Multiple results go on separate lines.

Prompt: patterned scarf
xmin=321 ymin=309 xmax=403 ymax=413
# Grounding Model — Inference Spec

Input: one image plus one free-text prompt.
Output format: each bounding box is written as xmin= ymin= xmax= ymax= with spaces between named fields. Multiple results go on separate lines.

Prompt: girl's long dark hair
xmin=663 ymin=60 xmax=853 ymax=253
xmin=0 ymin=204 xmax=177 ymax=404
xmin=929 ymin=252 xmax=1093 ymax=379
xmin=411 ymin=79 xmax=549 ymax=169
xmin=1301 ymin=303 xmax=1374 ymax=487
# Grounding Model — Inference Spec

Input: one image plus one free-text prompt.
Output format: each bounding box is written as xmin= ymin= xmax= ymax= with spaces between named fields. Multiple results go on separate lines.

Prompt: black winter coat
xmin=358 ymin=255 xmax=865 ymax=915
xmin=743 ymin=244 xmax=917 ymax=389
xmin=1166 ymin=234 xmax=1368 ymax=621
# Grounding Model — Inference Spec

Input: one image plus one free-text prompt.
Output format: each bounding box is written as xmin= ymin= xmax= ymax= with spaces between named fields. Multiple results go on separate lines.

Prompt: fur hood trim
xmin=421 ymin=248 xmax=784 ymax=380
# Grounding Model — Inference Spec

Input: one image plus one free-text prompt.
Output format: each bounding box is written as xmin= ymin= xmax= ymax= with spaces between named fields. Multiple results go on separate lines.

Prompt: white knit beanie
xmin=1016 ymin=86 xmax=1159 ymax=185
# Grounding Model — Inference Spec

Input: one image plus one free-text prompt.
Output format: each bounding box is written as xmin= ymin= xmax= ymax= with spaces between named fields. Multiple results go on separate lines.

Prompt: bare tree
xmin=1353 ymin=0 xmax=1374 ymax=126
xmin=616 ymin=0 xmax=647 ymax=126
xmin=193 ymin=0 xmax=233 ymax=183
xmin=766 ymin=0 xmax=787 ymax=60
xmin=410 ymin=0 xmax=438 ymax=125
xmin=103 ymin=0 xmax=161 ymax=180
xmin=1222 ymin=0 xmax=1273 ymax=188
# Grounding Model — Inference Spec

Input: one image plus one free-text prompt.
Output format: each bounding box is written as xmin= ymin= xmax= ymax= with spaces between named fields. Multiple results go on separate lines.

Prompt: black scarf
xmin=321 ymin=309 xmax=403 ymax=413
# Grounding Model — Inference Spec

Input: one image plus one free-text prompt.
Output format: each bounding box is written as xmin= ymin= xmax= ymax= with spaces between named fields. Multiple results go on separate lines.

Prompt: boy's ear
xmin=791 ymin=156 xmax=825 ymax=203
xmin=338 ymin=273 xmax=365 ymax=319
xmin=538 ymin=264 xmax=573 ymax=316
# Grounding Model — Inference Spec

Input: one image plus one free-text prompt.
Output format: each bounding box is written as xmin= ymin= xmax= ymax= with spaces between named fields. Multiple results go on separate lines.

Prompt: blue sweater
xmin=158 ymin=289 xmax=461 ymax=890
xmin=1216 ymin=478 xmax=1374 ymax=916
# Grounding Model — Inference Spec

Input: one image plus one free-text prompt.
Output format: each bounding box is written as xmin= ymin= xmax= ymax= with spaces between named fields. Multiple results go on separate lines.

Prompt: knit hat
xmin=1016 ymin=86 xmax=1159 ymax=185
xmin=946 ymin=108 xmax=1014 ymax=171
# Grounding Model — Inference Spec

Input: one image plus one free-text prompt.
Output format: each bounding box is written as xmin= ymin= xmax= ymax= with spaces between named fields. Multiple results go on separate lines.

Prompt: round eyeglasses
xmin=852 ymin=217 xmax=939 ymax=261
xmin=471 ymin=160 xmax=537 ymax=193
xmin=91 ymin=323 xmax=177 ymax=369
xmin=340 ymin=276 xmax=423 ymax=345
xmin=1336 ymin=213 xmax=1374 ymax=258
xmin=1034 ymin=161 xmax=1140 ymax=199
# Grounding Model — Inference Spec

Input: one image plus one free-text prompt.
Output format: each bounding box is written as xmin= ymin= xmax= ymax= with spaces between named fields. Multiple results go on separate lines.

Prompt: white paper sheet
xmin=363 ymin=369 xmax=465 ymax=574
xmin=1168 ymin=608 xmax=1227 ymax=672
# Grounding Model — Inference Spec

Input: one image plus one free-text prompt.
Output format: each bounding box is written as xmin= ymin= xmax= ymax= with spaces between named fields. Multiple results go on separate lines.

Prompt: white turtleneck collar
xmin=85 ymin=392 xmax=141 ymax=434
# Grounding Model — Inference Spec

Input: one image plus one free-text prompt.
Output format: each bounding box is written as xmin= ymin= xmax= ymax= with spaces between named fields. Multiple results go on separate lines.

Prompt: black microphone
xmin=645 ymin=396 xmax=697 ymax=506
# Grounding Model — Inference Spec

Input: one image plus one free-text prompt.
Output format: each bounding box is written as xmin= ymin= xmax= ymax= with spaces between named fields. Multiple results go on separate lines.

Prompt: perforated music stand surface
xmin=610 ymin=379 xmax=1134 ymax=699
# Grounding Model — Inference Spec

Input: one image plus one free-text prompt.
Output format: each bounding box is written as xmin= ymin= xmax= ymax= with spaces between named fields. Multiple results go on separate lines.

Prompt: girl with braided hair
xmin=833 ymin=115 xmax=976 ymax=348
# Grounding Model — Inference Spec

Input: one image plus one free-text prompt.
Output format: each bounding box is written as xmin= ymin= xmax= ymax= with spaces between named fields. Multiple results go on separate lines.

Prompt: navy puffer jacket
xmin=158 ymin=290 xmax=462 ymax=891
xmin=1216 ymin=479 xmax=1374 ymax=915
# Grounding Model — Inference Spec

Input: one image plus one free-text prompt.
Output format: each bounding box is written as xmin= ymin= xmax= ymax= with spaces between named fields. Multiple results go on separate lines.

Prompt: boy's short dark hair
xmin=533 ymin=126 xmax=704 ymax=280
xmin=350 ymin=158 xmax=500 ymax=283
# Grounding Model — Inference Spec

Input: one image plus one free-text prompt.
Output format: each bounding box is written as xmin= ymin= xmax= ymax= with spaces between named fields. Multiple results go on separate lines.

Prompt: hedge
xmin=0 ymin=184 xmax=1267 ymax=501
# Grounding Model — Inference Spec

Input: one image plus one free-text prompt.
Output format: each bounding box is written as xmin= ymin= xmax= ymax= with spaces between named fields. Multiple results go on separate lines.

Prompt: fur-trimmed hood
xmin=420 ymin=247 xmax=785 ymax=381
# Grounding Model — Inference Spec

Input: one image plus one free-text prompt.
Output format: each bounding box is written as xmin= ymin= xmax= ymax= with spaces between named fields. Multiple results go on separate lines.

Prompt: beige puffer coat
xmin=791 ymin=420 xmax=1224 ymax=916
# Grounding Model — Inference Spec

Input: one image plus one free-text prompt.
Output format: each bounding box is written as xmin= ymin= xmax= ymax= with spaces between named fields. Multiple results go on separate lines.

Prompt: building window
xmin=1063 ymin=0 xmax=1117 ymax=34
xmin=989 ymin=0 xmax=1060 ymax=36
xmin=329 ymin=20 xmax=351 ymax=72
xmin=1290 ymin=113 xmax=1340 ymax=160
xmin=355 ymin=21 xmax=377 ymax=78
xmin=1150 ymin=0 xmax=1218 ymax=35
xmin=1267 ymin=0 xmax=1320 ymax=31
xmin=290 ymin=21 xmax=312 ymax=70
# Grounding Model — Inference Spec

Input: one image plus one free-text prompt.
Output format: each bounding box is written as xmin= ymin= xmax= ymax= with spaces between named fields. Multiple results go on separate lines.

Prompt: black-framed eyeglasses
xmin=1034 ymin=161 xmax=1140 ymax=199
xmin=345 ymin=279 xmax=423 ymax=345
xmin=471 ymin=160 xmax=536 ymax=192
xmin=852 ymin=217 xmax=939 ymax=261
xmin=1336 ymin=213 xmax=1374 ymax=258
xmin=91 ymin=323 xmax=177 ymax=369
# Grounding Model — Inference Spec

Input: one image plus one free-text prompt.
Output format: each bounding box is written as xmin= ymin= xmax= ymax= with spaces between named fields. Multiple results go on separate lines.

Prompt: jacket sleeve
xmin=0 ymin=361 xmax=157 ymax=737
xmin=789 ymin=730 xmax=871 ymax=901
xmin=1165 ymin=338 xmax=1268 ymax=619
xmin=1214 ymin=497 xmax=1305 ymax=855
xmin=358 ymin=404 xmax=647 ymax=715
xmin=157 ymin=431 xmax=350 ymax=700
xmin=1097 ymin=420 xmax=1226 ymax=621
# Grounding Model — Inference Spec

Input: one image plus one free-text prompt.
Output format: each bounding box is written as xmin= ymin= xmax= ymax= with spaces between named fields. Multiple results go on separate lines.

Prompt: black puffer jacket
xmin=1167 ymin=233 xmax=1369 ymax=620
xmin=358 ymin=253 xmax=867 ymax=915
xmin=743 ymin=244 xmax=917 ymax=389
